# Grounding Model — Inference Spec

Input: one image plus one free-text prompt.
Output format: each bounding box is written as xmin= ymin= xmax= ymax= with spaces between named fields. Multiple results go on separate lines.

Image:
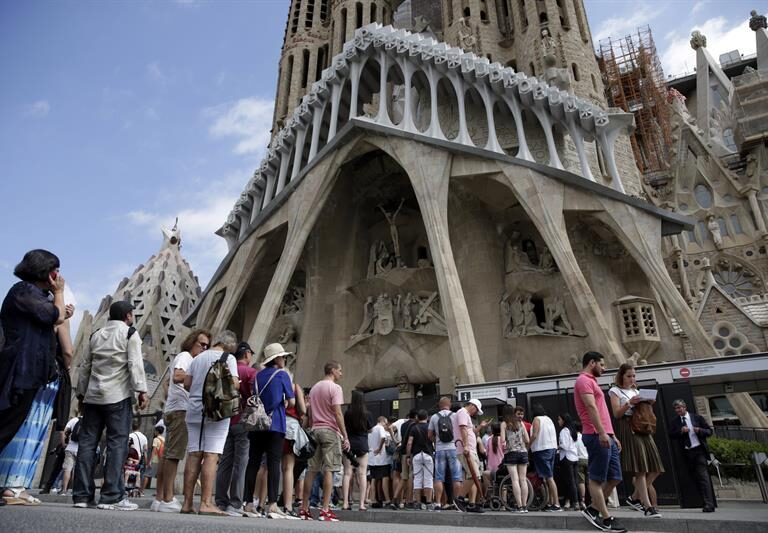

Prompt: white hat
xmin=468 ymin=398 xmax=483 ymax=416
xmin=262 ymin=342 xmax=292 ymax=365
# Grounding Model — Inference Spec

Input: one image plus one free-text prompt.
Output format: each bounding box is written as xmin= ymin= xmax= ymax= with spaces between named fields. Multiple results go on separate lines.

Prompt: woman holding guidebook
xmin=608 ymin=363 xmax=665 ymax=518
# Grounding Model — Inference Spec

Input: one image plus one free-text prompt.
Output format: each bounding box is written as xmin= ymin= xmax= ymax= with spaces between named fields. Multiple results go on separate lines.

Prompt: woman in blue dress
xmin=0 ymin=249 xmax=68 ymax=505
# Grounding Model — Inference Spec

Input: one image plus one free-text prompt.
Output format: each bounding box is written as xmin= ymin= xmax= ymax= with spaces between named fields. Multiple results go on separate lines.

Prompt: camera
xmin=343 ymin=449 xmax=360 ymax=468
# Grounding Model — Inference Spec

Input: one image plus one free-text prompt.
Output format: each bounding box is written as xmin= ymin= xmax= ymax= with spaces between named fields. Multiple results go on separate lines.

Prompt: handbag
xmin=242 ymin=369 xmax=283 ymax=432
xmin=295 ymin=429 xmax=317 ymax=461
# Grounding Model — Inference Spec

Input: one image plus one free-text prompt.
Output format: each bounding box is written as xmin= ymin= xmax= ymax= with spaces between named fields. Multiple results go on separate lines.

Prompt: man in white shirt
xmin=368 ymin=417 xmax=393 ymax=508
xmin=73 ymin=301 xmax=148 ymax=511
xmin=60 ymin=415 xmax=81 ymax=495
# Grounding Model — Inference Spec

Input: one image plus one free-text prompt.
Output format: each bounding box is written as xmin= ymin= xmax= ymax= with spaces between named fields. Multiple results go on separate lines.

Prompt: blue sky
xmin=0 ymin=0 xmax=760 ymax=331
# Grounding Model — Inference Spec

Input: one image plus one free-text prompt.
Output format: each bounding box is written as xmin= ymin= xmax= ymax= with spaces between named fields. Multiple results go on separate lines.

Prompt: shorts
xmin=163 ymin=410 xmax=188 ymax=460
xmin=308 ymin=427 xmax=342 ymax=473
xmin=282 ymin=416 xmax=300 ymax=455
xmin=434 ymin=449 xmax=462 ymax=483
xmin=578 ymin=458 xmax=588 ymax=484
xmin=503 ymin=451 xmax=529 ymax=465
xmin=63 ymin=450 xmax=77 ymax=472
xmin=532 ymin=449 xmax=556 ymax=480
xmin=458 ymin=450 xmax=481 ymax=481
xmin=144 ymin=464 xmax=156 ymax=478
xmin=185 ymin=417 xmax=229 ymax=454
xmin=582 ymin=434 xmax=622 ymax=483
xmin=370 ymin=465 xmax=391 ymax=480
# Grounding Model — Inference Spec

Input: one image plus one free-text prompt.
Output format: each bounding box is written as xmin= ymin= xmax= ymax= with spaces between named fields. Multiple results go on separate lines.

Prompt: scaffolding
xmin=598 ymin=26 xmax=672 ymax=177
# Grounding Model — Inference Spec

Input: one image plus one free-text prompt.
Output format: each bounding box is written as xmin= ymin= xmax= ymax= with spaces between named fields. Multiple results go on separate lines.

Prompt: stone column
xmin=383 ymin=137 xmax=486 ymax=384
xmin=674 ymin=246 xmax=694 ymax=304
xmin=496 ymin=165 xmax=626 ymax=364
xmin=741 ymin=186 xmax=767 ymax=234
xmin=593 ymin=204 xmax=716 ymax=357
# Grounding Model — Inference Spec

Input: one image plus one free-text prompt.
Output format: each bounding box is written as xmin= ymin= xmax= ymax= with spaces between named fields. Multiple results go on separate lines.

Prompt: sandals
xmin=3 ymin=487 xmax=41 ymax=506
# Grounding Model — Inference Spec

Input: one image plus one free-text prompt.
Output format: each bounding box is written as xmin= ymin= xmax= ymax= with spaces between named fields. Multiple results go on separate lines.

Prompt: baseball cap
xmin=468 ymin=398 xmax=483 ymax=416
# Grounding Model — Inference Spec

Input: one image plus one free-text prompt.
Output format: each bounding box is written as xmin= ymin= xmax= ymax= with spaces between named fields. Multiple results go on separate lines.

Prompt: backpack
xmin=202 ymin=352 xmax=240 ymax=421
xmin=242 ymin=369 xmax=283 ymax=432
xmin=437 ymin=412 xmax=454 ymax=443
xmin=630 ymin=401 xmax=657 ymax=435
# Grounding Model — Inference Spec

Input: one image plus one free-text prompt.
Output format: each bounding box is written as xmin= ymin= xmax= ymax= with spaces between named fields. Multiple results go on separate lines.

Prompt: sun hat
xmin=262 ymin=342 xmax=293 ymax=365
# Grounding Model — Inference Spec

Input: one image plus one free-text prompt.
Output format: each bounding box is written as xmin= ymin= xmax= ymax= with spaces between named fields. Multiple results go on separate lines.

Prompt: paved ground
xmin=4 ymin=499 xmax=768 ymax=533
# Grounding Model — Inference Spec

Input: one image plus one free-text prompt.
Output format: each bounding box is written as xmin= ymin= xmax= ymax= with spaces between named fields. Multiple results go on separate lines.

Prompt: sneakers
xmin=319 ymin=509 xmax=340 ymax=521
xmin=157 ymin=499 xmax=182 ymax=513
xmin=299 ymin=509 xmax=314 ymax=520
xmin=625 ymin=497 xmax=644 ymax=512
xmin=224 ymin=505 xmax=246 ymax=517
xmin=453 ymin=496 xmax=467 ymax=512
xmin=73 ymin=501 xmax=95 ymax=509
xmin=582 ymin=505 xmax=603 ymax=531
xmin=150 ymin=499 xmax=161 ymax=512
xmin=644 ymin=507 xmax=662 ymax=518
xmin=466 ymin=503 xmax=485 ymax=513
xmin=545 ymin=504 xmax=564 ymax=512
xmin=602 ymin=516 xmax=628 ymax=532
xmin=97 ymin=498 xmax=138 ymax=511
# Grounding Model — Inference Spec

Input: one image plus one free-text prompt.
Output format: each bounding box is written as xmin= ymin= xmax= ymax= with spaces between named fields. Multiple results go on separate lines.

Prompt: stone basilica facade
xmin=186 ymin=1 xmax=766 ymax=425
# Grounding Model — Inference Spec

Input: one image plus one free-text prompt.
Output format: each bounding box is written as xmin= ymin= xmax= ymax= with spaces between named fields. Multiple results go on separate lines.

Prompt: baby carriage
xmin=124 ymin=448 xmax=142 ymax=497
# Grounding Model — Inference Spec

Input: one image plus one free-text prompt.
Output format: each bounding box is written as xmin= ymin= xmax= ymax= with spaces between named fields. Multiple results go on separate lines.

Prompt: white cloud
xmin=146 ymin=61 xmax=170 ymax=86
xmin=24 ymin=100 xmax=50 ymax=118
xmin=691 ymin=1 xmax=708 ymax=14
xmin=204 ymin=97 xmax=274 ymax=156
xmin=592 ymin=3 xmax=660 ymax=43
xmin=661 ymin=16 xmax=755 ymax=77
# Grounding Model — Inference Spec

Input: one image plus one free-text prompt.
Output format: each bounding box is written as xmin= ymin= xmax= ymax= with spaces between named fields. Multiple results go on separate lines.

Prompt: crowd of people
xmin=0 ymin=249 xmax=719 ymax=533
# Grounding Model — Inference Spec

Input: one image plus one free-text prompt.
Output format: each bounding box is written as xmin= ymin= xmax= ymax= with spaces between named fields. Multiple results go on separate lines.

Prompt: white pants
xmin=412 ymin=452 xmax=434 ymax=490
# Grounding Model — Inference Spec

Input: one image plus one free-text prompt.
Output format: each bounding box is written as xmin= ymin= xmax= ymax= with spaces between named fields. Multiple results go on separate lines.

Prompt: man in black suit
xmin=668 ymin=399 xmax=716 ymax=512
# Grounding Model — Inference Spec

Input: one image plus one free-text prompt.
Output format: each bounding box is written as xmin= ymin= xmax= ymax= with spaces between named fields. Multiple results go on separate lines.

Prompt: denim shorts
xmin=582 ymin=433 xmax=622 ymax=483
xmin=532 ymin=449 xmax=556 ymax=479
xmin=504 ymin=451 xmax=529 ymax=465
xmin=434 ymin=449 xmax=462 ymax=483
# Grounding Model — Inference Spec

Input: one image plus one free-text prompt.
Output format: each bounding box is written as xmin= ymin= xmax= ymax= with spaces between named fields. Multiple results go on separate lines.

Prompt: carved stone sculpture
xmin=374 ymin=293 xmax=395 ymax=335
xmin=707 ymin=215 xmax=723 ymax=250
xmin=541 ymin=28 xmax=557 ymax=69
xmin=353 ymin=296 xmax=376 ymax=338
xmin=457 ymin=17 xmax=478 ymax=53
xmin=690 ymin=30 xmax=707 ymax=50
xmin=542 ymin=295 xmax=573 ymax=335
xmin=378 ymin=198 xmax=405 ymax=265
xmin=522 ymin=294 xmax=536 ymax=335
xmin=539 ymin=246 xmax=555 ymax=271
xmin=750 ymin=10 xmax=768 ymax=31
xmin=280 ymin=285 xmax=305 ymax=315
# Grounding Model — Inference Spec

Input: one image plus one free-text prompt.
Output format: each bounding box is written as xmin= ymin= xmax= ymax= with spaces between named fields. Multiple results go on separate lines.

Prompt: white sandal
xmin=3 ymin=487 xmax=42 ymax=505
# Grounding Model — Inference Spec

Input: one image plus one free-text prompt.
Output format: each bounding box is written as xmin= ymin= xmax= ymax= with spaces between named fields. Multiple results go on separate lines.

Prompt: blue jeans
xmin=434 ymin=449 xmax=462 ymax=483
xmin=582 ymin=434 xmax=622 ymax=483
xmin=215 ymin=423 xmax=250 ymax=510
xmin=73 ymin=397 xmax=133 ymax=505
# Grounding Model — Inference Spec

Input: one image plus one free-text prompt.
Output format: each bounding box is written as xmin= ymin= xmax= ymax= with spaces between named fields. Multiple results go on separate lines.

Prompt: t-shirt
xmin=609 ymin=386 xmax=638 ymax=416
xmin=185 ymin=349 xmax=239 ymax=423
xmin=129 ymin=431 xmax=148 ymax=461
xmin=398 ymin=419 xmax=416 ymax=453
xmin=368 ymin=424 xmax=391 ymax=466
xmin=530 ymin=416 xmax=557 ymax=452
xmin=428 ymin=410 xmax=456 ymax=452
xmin=504 ymin=423 xmax=527 ymax=453
xmin=408 ymin=422 xmax=432 ymax=456
xmin=558 ymin=427 xmax=578 ymax=461
xmin=151 ymin=435 xmax=165 ymax=464
xmin=574 ymin=372 xmax=614 ymax=435
xmin=64 ymin=417 xmax=80 ymax=454
xmin=164 ymin=351 xmax=193 ymax=413
xmin=453 ymin=407 xmax=476 ymax=454
xmin=391 ymin=418 xmax=407 ymax=444
xmin=309 ymin=378 xmax=343 ymax=432
xmin=231 ymin=360 xmax=257 ymax=425
xmin=253 ymin=367 xmax=294 ymax=433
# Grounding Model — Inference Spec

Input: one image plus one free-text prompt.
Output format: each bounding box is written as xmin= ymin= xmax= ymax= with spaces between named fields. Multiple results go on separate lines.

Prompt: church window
xmin=371 ymin=2 xmax=377 ymax=23
xmin=291 ymin=0 xmax=302 ymax=34
xmin=730 ymin=214 xmax=744 ymax=234
xmin=529 ymin=61 xmax=536 ymax=76
xmin=614 ymin=297 xmax=659 ymax=343
xmin=339 ymin=8 xmax=348 ymax=50
xmin=539 ymin=12 xmax=548 ymax=24
xmin=446 ymin=0 xmax=453 ymax=25
xmin=693 ymin=183 xmax=713 ymax=208
xmin=306 ymin=0 xmax=314 ymax=28
xmin=301 ymin=49 xmax=310 ymax=88
xmin=713 ymin=261 xmax=757 ymax=298
xmin=320 ymin=0 xmax=328 ymax=22
xmin=572 ymin=63 xmax=580 ymax=81
xmin=717 ymin=217 xmax=728 ymax=237
xmin=710 ymin=321 xmax=758 ymax=356
xmin=591 ymin=73 xmax=597 ymax=91
xmin=519 ymin=0 xmax=528 ymax=30
xmin=316 ymin=45 xmax=328 ymax=81
xmin=572 ymin=0 xmax=588 ymax=43
xmin=356 ymin=2 xmax=363 ymax=28
xmin=464 ymin=7 xmax=471 ymax=17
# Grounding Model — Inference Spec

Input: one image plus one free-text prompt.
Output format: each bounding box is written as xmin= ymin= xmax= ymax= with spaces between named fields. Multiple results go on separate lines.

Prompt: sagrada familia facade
xmin=73 ymin=1 xmax=768 ymax=426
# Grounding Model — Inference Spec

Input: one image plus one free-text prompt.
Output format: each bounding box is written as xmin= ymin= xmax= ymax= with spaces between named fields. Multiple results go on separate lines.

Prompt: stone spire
xmin=71 ymin=223 xmax=202 ymax=413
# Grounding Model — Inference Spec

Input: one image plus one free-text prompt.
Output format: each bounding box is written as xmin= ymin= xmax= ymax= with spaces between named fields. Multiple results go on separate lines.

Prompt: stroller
xmin=123 ymin=448 xmax=142 ymax=497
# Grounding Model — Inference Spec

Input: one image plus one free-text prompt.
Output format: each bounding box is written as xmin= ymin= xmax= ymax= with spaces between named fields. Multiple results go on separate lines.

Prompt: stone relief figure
xmin=369 ymin=240 xmax=395 ymax=278
xmin=280 ymin=285 xmax=305 ymax=315
xmin=539 ymin=246 xmax=555 ymax=271
xmin=689 ymin=30 xmax=707 ymax=50
xmin=457 ymin=17 xmax=478 ymax=53
xmin=500 ymin=292 xmax=513 ymax=337
xmin=378 ymin=198 xmax=405 ymax=265
xmin=707 ymin=215 xmax=724 ymax=250
xmin=374 ymin=293 xmax=395 ymax=335
xmin=511 ymin=294 xmax=525 ymax=336
xmin=505 ymin=244 xmax=536 ymax=272
xmin=521 ymin=294 xmax=536 ymax=336
xmin=750 ymin=10 xmax=767 ymax=31
xmin=542 ymin=295 xmax=573 ymax=335
xmin=541 ymin=28 xmax=557 ymax=67
xmin=353 ymin=296 xmax=376 ymax=338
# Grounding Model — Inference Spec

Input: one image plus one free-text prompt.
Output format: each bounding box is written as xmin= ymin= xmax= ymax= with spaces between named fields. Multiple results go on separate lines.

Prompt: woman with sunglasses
xmin=152 ymin=328 xmax=211 ymax=512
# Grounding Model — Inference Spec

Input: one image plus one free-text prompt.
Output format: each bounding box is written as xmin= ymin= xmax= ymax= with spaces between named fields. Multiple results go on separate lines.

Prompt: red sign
xmin=679 ymin=367 xmax=690 ymax=378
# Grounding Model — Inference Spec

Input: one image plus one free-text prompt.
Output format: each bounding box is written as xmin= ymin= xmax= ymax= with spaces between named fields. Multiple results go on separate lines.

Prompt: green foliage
xmin=709 ymin=437 xmax=768 ymax=480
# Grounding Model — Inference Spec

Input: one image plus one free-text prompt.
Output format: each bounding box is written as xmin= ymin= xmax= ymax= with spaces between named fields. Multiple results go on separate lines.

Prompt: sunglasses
xmin=197 ymin=341 xmax=210 ymax=349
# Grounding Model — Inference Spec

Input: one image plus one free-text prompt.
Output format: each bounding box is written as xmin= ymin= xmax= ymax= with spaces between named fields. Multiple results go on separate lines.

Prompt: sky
xmin=0 ymin=0 xmax=761 ymax=332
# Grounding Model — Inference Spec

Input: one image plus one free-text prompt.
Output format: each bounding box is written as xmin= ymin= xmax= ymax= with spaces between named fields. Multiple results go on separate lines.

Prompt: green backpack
xmin=202 ymin=352 xmax=240 ymax=421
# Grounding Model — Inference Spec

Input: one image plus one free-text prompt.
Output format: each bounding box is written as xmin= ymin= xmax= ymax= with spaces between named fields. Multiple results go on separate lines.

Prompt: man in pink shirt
xmin=300 ymin=361 xmax=350 ymax=522
xmin=574 ymin=352 xmax=626 ymax=533
xmin=453 ymin=398 xmax=484 ymax=513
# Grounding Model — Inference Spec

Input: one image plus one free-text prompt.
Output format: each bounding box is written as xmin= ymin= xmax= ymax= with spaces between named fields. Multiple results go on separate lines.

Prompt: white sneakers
xmin=223 ymin=505 xmax=245 ymax=517
xmin=97 ymin=498 xmax=138 ymax=511
xmin=157 ymin=498 xmax=182 ymax=513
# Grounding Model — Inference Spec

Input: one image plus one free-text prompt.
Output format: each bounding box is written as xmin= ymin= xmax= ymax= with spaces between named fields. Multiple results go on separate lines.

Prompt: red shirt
xmin=231 ymin=361 xmax=257 ymax=425
xmin=574 ymin=371 xmax=613 ymax=435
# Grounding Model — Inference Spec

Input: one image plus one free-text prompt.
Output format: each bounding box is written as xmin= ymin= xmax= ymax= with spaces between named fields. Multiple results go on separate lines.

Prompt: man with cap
xmin=215 ymin=342 xmax=257 ymax=516
xmin=73 ymin=301 xmax=148 ymax=511
xmin=247 ymin=343 xmax=295 ymax=519
xmin=454 ymin=398 xmax=484 ymax=513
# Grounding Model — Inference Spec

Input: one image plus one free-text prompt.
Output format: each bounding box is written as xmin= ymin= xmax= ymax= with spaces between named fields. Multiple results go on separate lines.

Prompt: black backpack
xmin=437 ymin=412 xmax=454 ymax=443
xmin=70 ymin=419 xmax=81 ymax=442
